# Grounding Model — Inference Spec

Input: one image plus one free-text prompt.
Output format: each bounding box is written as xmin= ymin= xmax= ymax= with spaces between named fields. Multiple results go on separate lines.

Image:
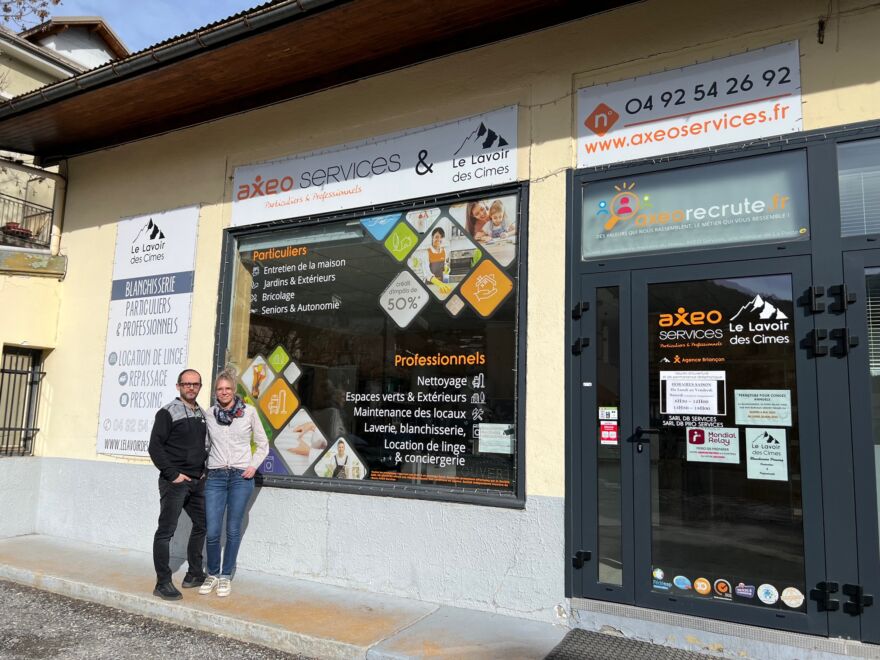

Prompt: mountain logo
xmin=132 ymin=218 xmax=165 ymax=242
xmin=454 ymin=121 xmax=509 ymax=156
xmin=753 ymin=430 xmax=780 ymax=444
xmin=730 ymin=294 xmax=788 ymax=322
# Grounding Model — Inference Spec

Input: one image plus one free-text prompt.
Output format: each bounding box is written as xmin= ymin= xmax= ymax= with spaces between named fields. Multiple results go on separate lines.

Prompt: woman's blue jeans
xmin=205 ymin=468 xmax=255 ymax=578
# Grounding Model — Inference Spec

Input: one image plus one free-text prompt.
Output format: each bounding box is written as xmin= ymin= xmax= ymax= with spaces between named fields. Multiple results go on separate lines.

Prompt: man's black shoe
xmin=181 ymin=573 xmax=207 ymax=589
xmin=153 ymin=582 xmax=183 ymax=600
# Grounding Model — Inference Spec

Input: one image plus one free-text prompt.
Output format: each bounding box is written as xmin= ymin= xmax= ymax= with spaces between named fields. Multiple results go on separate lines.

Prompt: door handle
xmin=628 ymin=426 xmax=659 ymax=452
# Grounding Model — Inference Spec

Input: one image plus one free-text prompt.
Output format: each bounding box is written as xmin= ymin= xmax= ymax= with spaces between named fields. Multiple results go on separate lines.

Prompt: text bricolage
xmin=237 ymin=154 xmax=401 ymax=200
xmin=394 ymin=351 xmax=486 ymax=367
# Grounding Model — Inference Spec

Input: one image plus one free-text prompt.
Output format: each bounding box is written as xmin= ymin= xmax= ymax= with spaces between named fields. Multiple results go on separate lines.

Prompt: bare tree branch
xmin=1 ymin=0 xmax=62 ymax=30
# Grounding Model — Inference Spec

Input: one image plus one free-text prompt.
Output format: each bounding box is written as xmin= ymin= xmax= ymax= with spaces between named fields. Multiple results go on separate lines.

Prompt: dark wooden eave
xmin=0 ymin=0 xmax=640 ymax=164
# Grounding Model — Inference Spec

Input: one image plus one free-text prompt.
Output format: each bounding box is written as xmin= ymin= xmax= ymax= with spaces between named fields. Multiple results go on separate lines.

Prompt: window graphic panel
xmin=225 ymin=194 xmax=521 ymax=499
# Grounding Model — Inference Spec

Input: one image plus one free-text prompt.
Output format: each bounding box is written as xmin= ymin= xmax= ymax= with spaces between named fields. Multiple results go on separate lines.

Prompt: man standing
xmin=148 ymin=368 xmax=209 ymax=600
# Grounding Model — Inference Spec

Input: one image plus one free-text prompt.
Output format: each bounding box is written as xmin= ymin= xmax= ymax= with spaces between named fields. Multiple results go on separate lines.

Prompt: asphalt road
xmin=0 ymin=579 xmax=310 ymax=659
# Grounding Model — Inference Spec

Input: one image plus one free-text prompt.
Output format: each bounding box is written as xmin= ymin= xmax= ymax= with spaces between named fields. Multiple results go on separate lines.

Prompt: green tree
xmin=1 ymin=0 xmax=61 ymax=29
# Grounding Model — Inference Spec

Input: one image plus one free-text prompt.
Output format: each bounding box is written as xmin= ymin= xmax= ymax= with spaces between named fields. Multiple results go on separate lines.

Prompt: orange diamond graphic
xmin=259 ymin=378 xmax=299 ymax=429
xmin=460 ymin=260 xmax=514 ymax=318
xmin=584 ymin=102 xmax=619 ymax=137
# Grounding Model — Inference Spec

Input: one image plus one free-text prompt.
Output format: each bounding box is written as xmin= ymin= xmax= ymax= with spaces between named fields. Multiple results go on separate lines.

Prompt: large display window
xmin=217 ymin=189 xmax=525 ymax=505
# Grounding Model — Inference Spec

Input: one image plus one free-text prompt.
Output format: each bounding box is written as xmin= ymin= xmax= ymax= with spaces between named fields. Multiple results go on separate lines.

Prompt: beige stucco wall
xmin=0 ymin=52 xmax=60 ymax=97
xmin=34 ymin=0 xmax=880 ymax=496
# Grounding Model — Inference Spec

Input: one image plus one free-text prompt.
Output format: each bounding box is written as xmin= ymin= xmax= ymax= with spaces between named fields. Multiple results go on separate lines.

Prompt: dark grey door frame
xmin=628 ymin=256 xmax=826 ymax=634
xmin=842 ymin=248 xmax=880 ymax=643
xmin=566 ymin=121 xmax=880 ymax=641
xmin=571 ymin=270 xmax=635 ymax=605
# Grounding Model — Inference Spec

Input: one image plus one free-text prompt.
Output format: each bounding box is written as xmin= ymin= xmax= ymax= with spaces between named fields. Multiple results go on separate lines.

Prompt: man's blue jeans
xmin=205 ymin=468 xmax=255 ymax=578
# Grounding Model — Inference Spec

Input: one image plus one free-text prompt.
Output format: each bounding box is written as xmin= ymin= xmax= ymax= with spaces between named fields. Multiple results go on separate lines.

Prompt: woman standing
xmin=419 ymin=227 xmax=451 ymax=295
xmin=199 ymin=370 xmax=269 ymax=597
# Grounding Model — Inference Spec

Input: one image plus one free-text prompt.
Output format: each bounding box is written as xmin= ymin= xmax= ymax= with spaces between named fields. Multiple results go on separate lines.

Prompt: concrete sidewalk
xmin=0 ymin=534 xmax=567 ymax=659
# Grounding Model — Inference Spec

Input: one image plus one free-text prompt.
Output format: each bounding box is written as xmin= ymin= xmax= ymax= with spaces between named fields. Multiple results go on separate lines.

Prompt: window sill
xmin=0 ymin=248 xmax=66 ymax=279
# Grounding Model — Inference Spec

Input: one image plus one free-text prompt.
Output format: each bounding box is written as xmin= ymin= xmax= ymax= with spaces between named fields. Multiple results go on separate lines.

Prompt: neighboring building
xmin=1 ymin=1 xmax=879 ymax=658
xmin=0 ymin=17 xmax=127 ymax=252
xmin=18 ymin=17 xmax=128 ymax=70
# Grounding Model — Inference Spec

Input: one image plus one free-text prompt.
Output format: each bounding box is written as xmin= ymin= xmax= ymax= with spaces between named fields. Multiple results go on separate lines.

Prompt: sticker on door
xmin=746 ymin=427 xmax=788 ymax=481
xmin=600 ymin=420 xmax=619 ymax=445
xmin=686 ymin=427 xmax=740 ymax=463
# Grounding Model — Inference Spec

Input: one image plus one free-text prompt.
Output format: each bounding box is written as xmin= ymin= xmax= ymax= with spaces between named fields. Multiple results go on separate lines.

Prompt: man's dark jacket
xmin=148 ymin=398 xmax=208 ymax=481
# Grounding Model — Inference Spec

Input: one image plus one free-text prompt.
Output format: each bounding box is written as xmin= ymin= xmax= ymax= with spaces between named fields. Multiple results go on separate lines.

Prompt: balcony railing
xmin=0 ymin=193 xmax=53 ymax=250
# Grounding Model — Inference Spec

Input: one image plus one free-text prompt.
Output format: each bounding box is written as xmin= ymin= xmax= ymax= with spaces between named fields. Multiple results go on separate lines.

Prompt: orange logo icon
xmin=714 ymin=579 xmax=732 ymax=597
xmin=460 ymin=260 xmax=514 ymax=318
xmin=259 ymin=378 xmax=299 ymax=429
xmin=584 ymin=102 xmax=620 ymax=137
xmin=694 ymin=578 xmax=711 ymax=595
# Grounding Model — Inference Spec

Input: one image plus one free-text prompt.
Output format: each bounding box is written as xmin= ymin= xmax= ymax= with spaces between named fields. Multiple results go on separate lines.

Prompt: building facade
xmin=0 ymin=0 xmax=879 ymax=656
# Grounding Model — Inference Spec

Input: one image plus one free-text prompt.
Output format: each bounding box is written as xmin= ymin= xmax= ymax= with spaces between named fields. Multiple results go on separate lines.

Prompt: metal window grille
xmin=0 ymin=193 xmax=53 ymax=250
xmin=0 ymin=347 xmax=44 ymax=456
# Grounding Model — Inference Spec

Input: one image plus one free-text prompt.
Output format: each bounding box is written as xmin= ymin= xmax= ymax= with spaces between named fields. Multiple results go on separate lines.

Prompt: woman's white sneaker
xmin=217 ymin=577 xmax=232 ymax=597
xmin=198 ymin=575 xmax=220 ymax=595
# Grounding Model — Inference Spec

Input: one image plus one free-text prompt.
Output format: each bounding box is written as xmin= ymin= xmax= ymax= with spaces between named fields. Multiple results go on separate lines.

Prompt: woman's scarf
xmin=214 ymin=396 xmax=246 ymax=426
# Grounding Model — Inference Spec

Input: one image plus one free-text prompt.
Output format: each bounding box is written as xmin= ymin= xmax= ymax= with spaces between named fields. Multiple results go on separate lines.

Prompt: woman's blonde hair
xmin=214 ymin=367 xmax=237 ymax=389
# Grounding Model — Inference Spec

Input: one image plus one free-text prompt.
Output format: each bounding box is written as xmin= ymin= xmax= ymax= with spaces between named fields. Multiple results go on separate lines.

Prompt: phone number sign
xmin=577 ymin=41 xmax=802 ymax=167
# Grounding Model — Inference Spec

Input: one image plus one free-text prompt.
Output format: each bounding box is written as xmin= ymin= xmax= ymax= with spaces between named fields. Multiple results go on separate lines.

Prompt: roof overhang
xmin=0 ymin=0 xmax=641 ymax=164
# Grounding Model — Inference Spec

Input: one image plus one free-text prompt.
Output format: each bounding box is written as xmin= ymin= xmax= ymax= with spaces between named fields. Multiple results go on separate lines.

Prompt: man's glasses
xmin=178 ymin=382 xmax=202 ymax=388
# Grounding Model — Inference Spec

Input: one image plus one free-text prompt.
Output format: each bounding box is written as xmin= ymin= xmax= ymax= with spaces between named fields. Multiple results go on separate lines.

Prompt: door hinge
xmin=830 ymin=328 xmax=859 ymax=356
xmin=829 ymin=284 xmax=857 ymax=312
xmin=571 ymin=301 xmax=589 ymax=320
xmin=842 ymin=583 xmax=874 ymax=615
xmin=571 ymin=337 xmax=590 ymax=355
xmin=804 ymin=285 xmax=825 ymax=314
xmin=571 ymin=550 xmax=591 ymax=569
xmin=805 ymin=329 xmax=829 ymax=357
xmin=810 ymin=581 xmax=840 ymax=612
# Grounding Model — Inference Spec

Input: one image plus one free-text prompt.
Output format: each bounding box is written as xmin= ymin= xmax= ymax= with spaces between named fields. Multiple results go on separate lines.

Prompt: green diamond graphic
xmin=267 ymin=345 xmax=290 ymax=373
xmin=384 ymin=222 xmax=418 ymax=262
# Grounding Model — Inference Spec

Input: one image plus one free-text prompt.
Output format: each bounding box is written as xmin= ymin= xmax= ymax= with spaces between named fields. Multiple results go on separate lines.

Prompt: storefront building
xmin=1 ymin=0 xmax=879 ymax=656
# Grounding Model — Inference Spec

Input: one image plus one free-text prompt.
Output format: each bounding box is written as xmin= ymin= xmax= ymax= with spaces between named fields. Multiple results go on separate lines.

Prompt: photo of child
xmin=449 ymin=195 xmax=517 ymax=266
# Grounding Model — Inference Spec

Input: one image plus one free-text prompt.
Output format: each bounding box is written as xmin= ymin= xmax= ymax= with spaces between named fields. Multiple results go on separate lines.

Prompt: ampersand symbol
xmin=415 ymin=149 xmax=434 ymax=176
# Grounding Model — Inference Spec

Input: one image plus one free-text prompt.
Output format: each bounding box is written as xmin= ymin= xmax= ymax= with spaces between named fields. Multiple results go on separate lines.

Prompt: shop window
xmin=839 ymin=138 xmax=880 ymax=237
xmin=220 ymin=192 xmax=523 ymax=504
xmin=0 ymin=347 xmax=44 ymax=456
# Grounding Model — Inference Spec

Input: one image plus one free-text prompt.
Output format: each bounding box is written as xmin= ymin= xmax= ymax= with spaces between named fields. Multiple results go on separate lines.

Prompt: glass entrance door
xmin=578 ymin=257 xmax=829 ymax=634
xmin=842 ymin=250 xmax=880 ymax=643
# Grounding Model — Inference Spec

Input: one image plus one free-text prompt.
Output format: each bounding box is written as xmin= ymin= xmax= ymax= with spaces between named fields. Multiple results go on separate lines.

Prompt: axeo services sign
xmin=231 ymin=106 xmax=517 ymax=227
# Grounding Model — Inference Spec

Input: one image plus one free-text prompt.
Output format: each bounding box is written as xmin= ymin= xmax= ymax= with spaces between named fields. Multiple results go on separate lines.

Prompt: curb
xmin=0 ymin=563 xmax=367 ymax=659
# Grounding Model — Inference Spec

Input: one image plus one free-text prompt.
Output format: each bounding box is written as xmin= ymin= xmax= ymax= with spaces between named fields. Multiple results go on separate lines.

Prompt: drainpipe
xmin=0 ymin=156 xmax=66 ymax=255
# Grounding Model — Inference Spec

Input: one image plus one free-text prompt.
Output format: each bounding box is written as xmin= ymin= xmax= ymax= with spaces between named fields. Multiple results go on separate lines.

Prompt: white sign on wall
xmin=577 ymin=41 xmax=802 ymax=167
xmin=231 ymin=106 xmax=518 ymax=227
xmin=96 ymin=206 xmax=200 ymax=456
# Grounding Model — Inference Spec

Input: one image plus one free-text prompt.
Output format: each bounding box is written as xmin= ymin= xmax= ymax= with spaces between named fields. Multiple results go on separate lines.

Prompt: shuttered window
xmin=839 ymin=138 xmax=880 ymax=237
xmin=867 ymin=270 xmax=880 ymax=377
